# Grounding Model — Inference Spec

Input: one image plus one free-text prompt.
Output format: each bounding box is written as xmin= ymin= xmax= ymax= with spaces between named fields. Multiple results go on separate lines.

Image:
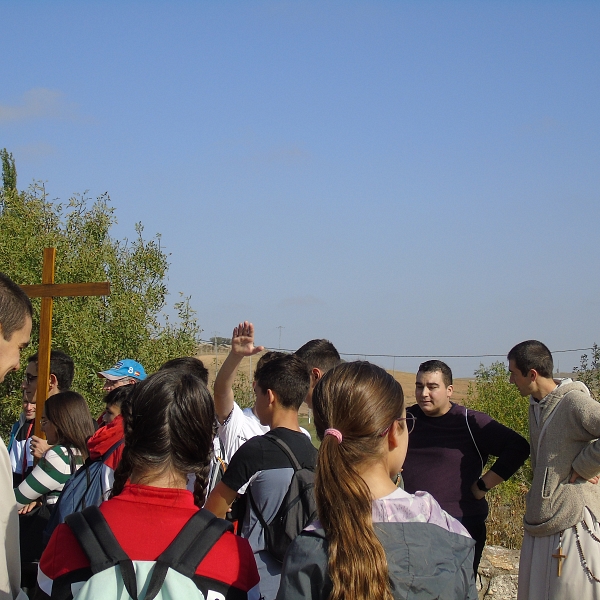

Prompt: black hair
xmin=417 ymin=359 xmax=453 ymax=387
xmin=254 ymin=353 xmax=310 ymax=410
xmin=159 ymin=356 xmax=209 ymax=385
xmin=0 ymin=272 xmax=33 ymax=341
xmin=507 ymin=340 xmax=554 ymax=378
xmin=104 ymin=383 xmax=134 ymax=408
xmin=29 ymin=349 xmax=75 ymax=391
xmin=295 ymin=339 xmax=341 ymax=374
xmin=254 ymin=350 xmax=285 ymax=375
xmin=110 ymin=370 xmax=216 ymax=507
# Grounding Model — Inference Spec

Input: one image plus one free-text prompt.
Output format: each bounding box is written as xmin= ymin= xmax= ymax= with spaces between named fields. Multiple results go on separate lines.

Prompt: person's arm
xmin=568 ymin=393 xmax=600 ymax=483
xmin=204 ymin=481 xmax=238 ymax=519
xmin=14 ymin=448 xmax=70 ymax=509
xmin=470 ymin=470 xmax=506 ymax=500
xmin=468 ymin=411 xmax=530 ymax=499
xmin=214 ymin=321 xmax=264 ymax=424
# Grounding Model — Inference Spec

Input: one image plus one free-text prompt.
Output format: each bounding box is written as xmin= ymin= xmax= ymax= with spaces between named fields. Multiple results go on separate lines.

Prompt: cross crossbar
xmin=20 ymin=282 xmax=110 ymax=298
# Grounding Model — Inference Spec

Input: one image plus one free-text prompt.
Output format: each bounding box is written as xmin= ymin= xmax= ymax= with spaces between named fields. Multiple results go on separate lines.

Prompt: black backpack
xmin=248 ymin=433 xmax=317 ymax=563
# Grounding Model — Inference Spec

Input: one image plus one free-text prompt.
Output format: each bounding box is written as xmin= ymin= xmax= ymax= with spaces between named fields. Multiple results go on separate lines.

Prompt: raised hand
xmin=231 ymin=321 xmax=264 ymax=357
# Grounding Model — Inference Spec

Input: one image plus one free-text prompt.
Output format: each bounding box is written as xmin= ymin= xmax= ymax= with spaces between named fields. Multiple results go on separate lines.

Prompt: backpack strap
xmin=264 ymin=433 xmax=302 ymax=471
xmin=65 ymin=446 xmax=78 ymax=476
xmin=143 ymin=509 xmax=233 ymax=600
xmin=247 ymin=486 xmax=269 ymax=532
xmin=65 ymin=506 xmax=139 ymax=600
xmin=247 ymin=433 xmax=302 ymax=531
xmin=101 ymin=438 xmax=124 ymax=462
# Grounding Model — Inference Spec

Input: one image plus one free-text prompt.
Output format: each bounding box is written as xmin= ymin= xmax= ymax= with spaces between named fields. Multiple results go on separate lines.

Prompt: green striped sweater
xmin=14 ymin=445 xmax=83 ymax=509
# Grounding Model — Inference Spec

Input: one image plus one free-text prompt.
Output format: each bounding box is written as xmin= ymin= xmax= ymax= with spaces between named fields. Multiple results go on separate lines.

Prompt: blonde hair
xmin=312 ymin=361 xmax=404 ymax=600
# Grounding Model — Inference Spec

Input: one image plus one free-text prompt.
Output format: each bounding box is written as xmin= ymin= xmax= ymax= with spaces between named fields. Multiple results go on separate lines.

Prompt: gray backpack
xmin=248 ymin=433 xmax=317 ymax=562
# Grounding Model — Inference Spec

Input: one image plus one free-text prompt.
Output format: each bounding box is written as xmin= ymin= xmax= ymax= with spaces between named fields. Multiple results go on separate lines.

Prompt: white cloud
xmin=0 ymin=88 xmax=82 ymax=123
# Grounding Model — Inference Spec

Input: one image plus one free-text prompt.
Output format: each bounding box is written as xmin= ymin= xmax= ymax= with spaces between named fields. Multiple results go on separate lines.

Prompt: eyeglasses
xmin=23 ymin=374 xmax=38 ymax=385
xmin=380 ymin=413 xmax=416 ymax=437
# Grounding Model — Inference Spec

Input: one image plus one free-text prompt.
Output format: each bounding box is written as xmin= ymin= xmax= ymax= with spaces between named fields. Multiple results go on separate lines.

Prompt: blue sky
xmin=2 ymin=1 xmax=599 ymax=376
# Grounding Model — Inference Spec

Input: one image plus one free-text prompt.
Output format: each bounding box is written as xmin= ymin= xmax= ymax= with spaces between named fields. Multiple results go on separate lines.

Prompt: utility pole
xmin=213 ymin=331 xmax=219 ymax=376
xmin=277 ymin=325 xmax=284 ymax=349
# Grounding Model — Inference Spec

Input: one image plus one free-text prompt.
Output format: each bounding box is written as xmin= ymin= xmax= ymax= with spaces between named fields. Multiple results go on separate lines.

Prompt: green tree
xmin=0 ymin=160 xmax=200 ymax=438
xmin=466 ymin=361 xmax=531 ymax=549
xmin=574 ymin=343 xmax=600 ymax=400
xmin=467 ymin=362 xmax=530 ymax=444
xmin=1 ymin=148 xmax=17 ymax=191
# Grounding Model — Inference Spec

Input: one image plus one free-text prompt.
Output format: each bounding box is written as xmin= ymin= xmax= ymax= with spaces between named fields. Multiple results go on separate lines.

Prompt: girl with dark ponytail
xmin=277 ymin=361 xmax=477 ymax=600
xmin=38 ymin=370 xmax=260 ymax=599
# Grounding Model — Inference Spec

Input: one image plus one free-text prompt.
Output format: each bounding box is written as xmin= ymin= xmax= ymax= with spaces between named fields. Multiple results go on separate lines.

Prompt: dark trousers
xmin=456 ymin=515 xmax=486 ymax=574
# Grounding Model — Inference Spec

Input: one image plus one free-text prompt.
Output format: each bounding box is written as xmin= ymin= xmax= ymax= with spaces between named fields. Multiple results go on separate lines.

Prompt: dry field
xmin=196 ymin=348 xmax=472 ymax=411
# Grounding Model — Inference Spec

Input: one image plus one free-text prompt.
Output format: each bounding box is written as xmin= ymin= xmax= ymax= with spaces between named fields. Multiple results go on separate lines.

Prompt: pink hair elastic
xmin=324 ymin=428 xmax=343 ymax=443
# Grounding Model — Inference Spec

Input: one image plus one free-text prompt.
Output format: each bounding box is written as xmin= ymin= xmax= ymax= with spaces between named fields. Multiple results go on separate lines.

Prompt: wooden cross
xmin=552 ymin=546 xmax=567 ymax=577
xmin=19 ymin=248 xmax=110 ymax=438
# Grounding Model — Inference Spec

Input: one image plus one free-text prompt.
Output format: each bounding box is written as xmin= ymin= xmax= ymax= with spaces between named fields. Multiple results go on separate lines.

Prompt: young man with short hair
xmin=402 ymin=359 xmax=530 ymax=573
xmin=213 ymin=322 xmax=316 ymax=463
xmin=0 ymin=271 xmax=32 ymax=600
xmin=294 ymin=338 xmax=341 ymax=407
xmin=508 ymin=340 xmax=600 ymax=599
xmin=9 ymin=350 xmax=74 ymax=482
xmin=206 ymin=353 xmax=316 ymax=600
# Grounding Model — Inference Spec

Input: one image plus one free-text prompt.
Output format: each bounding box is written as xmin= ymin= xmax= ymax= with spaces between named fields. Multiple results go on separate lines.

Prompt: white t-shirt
xmin=218 ymin=403 xmax=311 ymax=464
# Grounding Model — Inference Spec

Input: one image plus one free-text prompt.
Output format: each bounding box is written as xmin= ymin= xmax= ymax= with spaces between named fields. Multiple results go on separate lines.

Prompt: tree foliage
xmin=467 ymin=362 xmax=529 ymax=443
xmin=574 ymin=343 xmax=600 ymax=400
xmin=466 ymin=361 xmax=531 ymax=549
xmin=0 ymin=158 xmax=200 ymax=438
xmin=1 ymin=149 xmax=17 ymax=191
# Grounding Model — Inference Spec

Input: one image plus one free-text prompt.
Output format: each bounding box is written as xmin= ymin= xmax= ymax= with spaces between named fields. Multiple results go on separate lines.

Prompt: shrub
xmin=466 ymin=361 xmax=531 ymax=549
xmin=574 ymin=343 xmax=600 ymax=400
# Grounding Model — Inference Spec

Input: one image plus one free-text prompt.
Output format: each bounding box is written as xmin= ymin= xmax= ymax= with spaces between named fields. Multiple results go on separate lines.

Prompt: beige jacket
xmin=524 ymin=379 xmax=600 ymax=537
xmin=0 ymin=437 xmax=27 ymax=599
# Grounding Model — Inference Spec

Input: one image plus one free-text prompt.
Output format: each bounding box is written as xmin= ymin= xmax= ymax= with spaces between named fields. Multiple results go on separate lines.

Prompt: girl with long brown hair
xmin=277 ymin=361 xmax=477 ymax=600
xmin=14 ymin=391 xmax=95 ymax=511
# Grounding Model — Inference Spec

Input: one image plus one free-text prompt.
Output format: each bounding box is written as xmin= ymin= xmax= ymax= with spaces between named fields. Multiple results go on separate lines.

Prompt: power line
xmin=197 ymin=339 xmax=593 ymax=360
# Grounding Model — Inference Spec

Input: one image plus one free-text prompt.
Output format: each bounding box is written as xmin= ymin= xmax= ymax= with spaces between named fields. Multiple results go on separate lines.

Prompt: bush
xmin=1 ymin=158 xmax=200 ymax=438
xmin=466 ymin=361 xmax=531 ymax=549
xmin=574 ymin=343 xmax=600 ymax=400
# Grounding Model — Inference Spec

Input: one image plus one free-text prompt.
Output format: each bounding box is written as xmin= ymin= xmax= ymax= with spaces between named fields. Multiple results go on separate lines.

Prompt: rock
xmin=477 ymin=545 xmax=520 ymax=599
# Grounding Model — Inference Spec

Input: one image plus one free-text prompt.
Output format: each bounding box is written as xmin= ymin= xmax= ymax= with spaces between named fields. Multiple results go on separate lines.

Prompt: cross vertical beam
xmin=34 ymin=248 xmax=56 ymax=438
xmin=19 ymin=248 xmax=110 ymax=440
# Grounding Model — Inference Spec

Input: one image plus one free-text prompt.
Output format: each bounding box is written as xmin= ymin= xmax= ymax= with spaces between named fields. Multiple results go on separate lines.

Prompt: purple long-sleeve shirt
xmin=402 ymin=402 xmax=530 ymax=519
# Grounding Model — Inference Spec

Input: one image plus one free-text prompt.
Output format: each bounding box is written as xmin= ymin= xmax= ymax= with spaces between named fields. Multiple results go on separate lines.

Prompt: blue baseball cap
xmin=98 ymin=359 xmax=147 ymax=381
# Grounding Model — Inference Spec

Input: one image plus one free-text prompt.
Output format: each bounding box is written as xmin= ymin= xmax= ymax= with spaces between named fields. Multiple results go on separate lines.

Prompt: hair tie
xmin=324 ymin=428 xmax=343 ymax=443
